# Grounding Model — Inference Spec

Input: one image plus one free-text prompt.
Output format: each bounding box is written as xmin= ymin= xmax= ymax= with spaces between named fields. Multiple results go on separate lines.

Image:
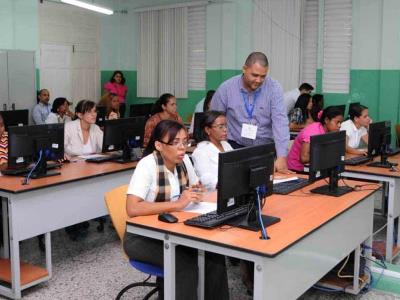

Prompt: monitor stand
xmin=367 ymin=152 xmax=398 ymax=168
xmin=114 ymin=144 xmax=141 ymax=164
xmin=310 ymin=167 xmax=353 ymax=197
xmin=30 ymin=170 xmax=61 ymax=179
xmin=29 ymin=156 xmax=61 ymax=179
xmin=229 ymin=213 xmax=280 ymax=232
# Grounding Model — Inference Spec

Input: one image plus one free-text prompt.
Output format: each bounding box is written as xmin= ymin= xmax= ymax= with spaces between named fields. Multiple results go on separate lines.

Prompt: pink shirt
xmin=104 ymin=82 xmax=128 ymax=103
xmin=287 ymin=122 xmax=326 ymax=171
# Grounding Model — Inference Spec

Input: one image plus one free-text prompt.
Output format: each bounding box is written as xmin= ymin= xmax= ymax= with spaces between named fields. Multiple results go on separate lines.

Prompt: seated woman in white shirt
xmin=340 ymin=104 xmax=371 ymax=155
xmin=124 ymin=120 xmax=229 ymax=300
xmin=191 ymin=111 xmax=232 ymax=191
xmin=45 ymin=97 xmax=73 ymax=124
xmin=64 ymin=100 xmax=103 ymax=157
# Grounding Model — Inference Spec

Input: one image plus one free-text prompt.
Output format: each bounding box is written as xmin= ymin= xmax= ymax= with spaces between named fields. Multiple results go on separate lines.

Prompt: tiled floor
xmin=0 ymin=217 xmax=397 ymax=300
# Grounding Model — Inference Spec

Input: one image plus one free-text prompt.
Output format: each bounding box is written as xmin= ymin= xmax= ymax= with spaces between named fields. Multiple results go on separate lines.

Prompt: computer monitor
xmin=96 ymin=106 xmax=106 ymax=127
xmin=217 ymin=143 xmax=280 ymax=232
xmin=129 ymin=103 xmax=153 ymax=120
xmin=331 ymin=105 xmax=346 ymax=117
xmin=309 ymin=130 xmax=352 ymax=196
xmin=192 ymin=112 xmax=205 ymax=143
xmin=102 ymin=117 xmax=146 ymax=162
xmin=1 ymin=109 xmax=29 ymax=131
xmin=367 ymin=121 xmax=397 ymax=168
xmin=8 ymin=123 xmax=64 ymax=178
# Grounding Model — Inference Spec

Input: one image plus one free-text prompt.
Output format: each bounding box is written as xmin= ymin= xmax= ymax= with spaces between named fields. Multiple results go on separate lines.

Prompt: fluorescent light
xmin=61 ymin=0 xmax=113 ymax=15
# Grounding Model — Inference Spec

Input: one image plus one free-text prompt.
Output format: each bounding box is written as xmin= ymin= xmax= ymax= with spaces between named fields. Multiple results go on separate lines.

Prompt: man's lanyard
xmin=241 ymin=89 xmax=260 ymax=120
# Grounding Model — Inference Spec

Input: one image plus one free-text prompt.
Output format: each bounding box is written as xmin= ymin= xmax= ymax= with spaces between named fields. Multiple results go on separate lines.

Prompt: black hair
xmin=203 ymin=90 xmax=215 ymax=112
xmin=244 ymin=52 xmax=269 ymax=67
xmin=51 ymin=97 xmax=68 ymax=113
xmin=151 ymin=93 xmax=175 ymax=114
xmin=311 ymin=94 xmax=324 ymax=121
xmin=109 ymin=70 xmax=126 ymax=85
xmin=319 ymin=106 xmax=344 ymax=125
xmin=75 ymin=100 xmax=96 ymax=115
xmin=37 ymin=89 xmax=49 ymax=104
xmin=201 ymin=110 xmax=226 ymax=141
xmin=144 ymin=120 xmax=186 ymax=156
xmin=294 ymin=94 xmax=312 ymax=122
xmin=349 ymin=104 xmax=368 ymax=121
xmin=298 ymin=83 xmax=314 ymax=91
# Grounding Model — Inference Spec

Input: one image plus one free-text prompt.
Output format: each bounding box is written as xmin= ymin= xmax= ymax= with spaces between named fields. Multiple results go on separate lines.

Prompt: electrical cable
xmin=22 ymin=150 xmax=43 ymax=185
xmin=256 ymin=187 xmax=268 ymax=240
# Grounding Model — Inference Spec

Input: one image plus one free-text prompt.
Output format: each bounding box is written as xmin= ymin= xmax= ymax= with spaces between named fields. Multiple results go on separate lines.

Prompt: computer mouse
xmin=158 ymin=213 xmax=178 ymax=223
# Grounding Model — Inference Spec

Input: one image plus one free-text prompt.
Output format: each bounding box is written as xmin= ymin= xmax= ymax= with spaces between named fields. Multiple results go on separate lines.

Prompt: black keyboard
xmin=184 ymin=205 xmax=248 ymax=228
xmin=344 ymin=156 xmax=371 ymax=166
xmin=2 ymin=162 xmax=62 ymax=176
xmin=273 ymin=178 xmax=310 ymax=195
xmin=86 ymin=154 xmax=122 ymax=163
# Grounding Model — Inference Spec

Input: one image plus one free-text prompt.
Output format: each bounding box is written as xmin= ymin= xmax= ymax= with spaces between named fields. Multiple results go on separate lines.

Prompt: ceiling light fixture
xmin=60 ymin=0 xmax=113 ymax=15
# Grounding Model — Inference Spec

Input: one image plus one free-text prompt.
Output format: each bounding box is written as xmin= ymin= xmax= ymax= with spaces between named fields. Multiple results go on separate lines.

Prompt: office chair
xmin=104 ymin=185 xmax=164 ymax=300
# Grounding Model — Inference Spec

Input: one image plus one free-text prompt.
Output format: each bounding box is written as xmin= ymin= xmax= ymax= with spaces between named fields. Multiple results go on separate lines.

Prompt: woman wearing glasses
xmin=191 ymin=111 xmax=232 ymax=191
xmin=124 ymin=120 xmax=229 ymax=300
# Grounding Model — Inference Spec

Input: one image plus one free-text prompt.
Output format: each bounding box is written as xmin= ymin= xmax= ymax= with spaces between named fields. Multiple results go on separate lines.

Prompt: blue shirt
xmin=210 ymin=75 xmax=289 ymax=157
xmin=32 ymin=102 xmax=51 ymax=125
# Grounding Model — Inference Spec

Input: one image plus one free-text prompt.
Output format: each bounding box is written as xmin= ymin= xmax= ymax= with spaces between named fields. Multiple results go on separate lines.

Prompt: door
xmin=40 ymin=43 xmax=72 ymax=102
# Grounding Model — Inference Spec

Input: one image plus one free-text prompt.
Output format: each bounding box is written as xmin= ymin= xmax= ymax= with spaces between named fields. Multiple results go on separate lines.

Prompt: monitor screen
xmin=129 ymin=103 xmax=153 ymax=119
xmin=8 ymin=124 xmax=64 ymax=177
xmin=102 ymin=117 xmax=146 ymax=161
xmin=192 ymin=112 xmax=205 ymax=143
xmin=309 ymin=130 xmax=352 ymax=196
xmin=217 ymin=143 xmax=279 ymax=231
xmin=1 ymin=110 xmax=29 ymax=131
xmin=366 ymin=121 xmax=396 ymax=168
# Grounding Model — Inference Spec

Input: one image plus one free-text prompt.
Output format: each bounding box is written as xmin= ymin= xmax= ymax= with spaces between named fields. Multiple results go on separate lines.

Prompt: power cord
xmin=256 ymin=187 xmax=268 ymax=240
xmin=22 ymin=150 xmax=43 ymax=185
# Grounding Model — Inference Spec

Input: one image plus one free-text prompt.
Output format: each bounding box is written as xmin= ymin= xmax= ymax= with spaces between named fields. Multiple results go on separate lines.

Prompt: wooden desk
xmin=127 ymin=179 xmax=378 ymax=300
xmin=342 ymin=153 xmax=400 ymax=262
xmin=0 ymin=160 xmax=137 ymax=299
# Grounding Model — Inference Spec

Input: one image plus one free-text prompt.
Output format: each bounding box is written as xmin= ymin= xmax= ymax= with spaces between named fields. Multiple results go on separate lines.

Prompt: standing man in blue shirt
xmin=32 ymin=89 xmax=51 ymax=125
xmin=211 ymin=52 xmax=290 ymax=173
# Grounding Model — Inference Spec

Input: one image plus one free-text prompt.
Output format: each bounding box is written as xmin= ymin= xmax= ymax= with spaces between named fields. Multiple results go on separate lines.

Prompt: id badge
xmin=241 ymin=123 xmax=258 ymax=140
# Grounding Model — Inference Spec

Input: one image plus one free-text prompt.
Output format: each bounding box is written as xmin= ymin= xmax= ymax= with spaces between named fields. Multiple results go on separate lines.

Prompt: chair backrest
xmin=104 ymin=185 xmax=129 ymax=241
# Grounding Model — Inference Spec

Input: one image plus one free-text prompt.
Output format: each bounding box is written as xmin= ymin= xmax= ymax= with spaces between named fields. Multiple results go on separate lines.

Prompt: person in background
xmin=340 ymin=103 xmax=371 ymax=155
xmin=189 ymin=90 xmax=215 ymax=134
xmin=104 ymin=71 xmax=128 ymax=117
xmin=289 ymin=94 xmax=315 ymax=131
xmin=283 ymin=82 xmax=314 ymax=115
xmin=124 ymin=120 xmax=229 ymax=300
xmin=45 ymin=97 xmax=73 ymax=124
xmin=32 ymin=89 xmax=51 ymax=125
xmin=64 ymin=100 xmax=103 ymax=157
xmin=106 ymin=94 xmax=120 ymax=120
xmin=287 ymin=106 xmax=344 ymax=172
xmin=192 ymin=111 xmax=232 ymax=191
xmin=0 ymin=112 xmax=7 ymax=166
xmin=211 ymin=52 xmax=290 ymax=173
xmin=311 ymin=94 xmax=324 ymax=122
xmin=143 ymin=93 xmax=183 ymax=147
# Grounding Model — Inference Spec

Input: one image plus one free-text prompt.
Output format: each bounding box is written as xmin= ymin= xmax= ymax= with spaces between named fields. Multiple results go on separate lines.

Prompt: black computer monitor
xmin=1 ymin=110 xmax=29 ymax=131
xmin=96 ymin=106 xmax=107 ymax=127
xmin=102 ymin=117 xmax=146 ymax=162
xmin=217 ymin=143 xmax=280 ymax=232
xmin=8 ymin=123 xmax=64 ymax=178
xmin=367 ymin=121 xmax=397 ymax=168
xmin=309 ymin=131 xmax=352 ymax=196
xmin=331 ymin=105 xmax=346 ymax=117
xmin=129 ymin=103 xmax=153 ymax=120
xmin=193 ymin=112 xmax=205 ymax=143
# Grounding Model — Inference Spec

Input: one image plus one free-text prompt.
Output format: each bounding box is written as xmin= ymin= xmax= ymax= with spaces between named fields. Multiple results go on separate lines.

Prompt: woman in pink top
xmin=104 ymin=71 xmax=128 ymax=104
xmin=287 ymin=106 xmax=344 ymax=172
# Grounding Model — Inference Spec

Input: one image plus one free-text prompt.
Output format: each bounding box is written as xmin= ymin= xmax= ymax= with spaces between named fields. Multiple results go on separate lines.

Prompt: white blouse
xmin=127 ymin=154 xmax=198 ymax=202
xmin=191 ymin=140 xmax=233 ymax=191
xmin=340 ymin=119 xmax=368 ymax=149
xmin=64 ymin=119 xmax=103 ymax=156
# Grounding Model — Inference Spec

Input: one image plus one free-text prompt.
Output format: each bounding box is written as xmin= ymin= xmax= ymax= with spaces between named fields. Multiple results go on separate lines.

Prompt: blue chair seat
xmin=129 ymin=260 xmax=164 ymax=278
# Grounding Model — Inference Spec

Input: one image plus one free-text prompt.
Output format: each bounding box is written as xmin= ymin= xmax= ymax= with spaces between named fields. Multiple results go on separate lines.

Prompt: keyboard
xmin=86 ymin=154 xmax=122 ymax=163
xmin=2 ymin=162 xmax=62 ymax=176
xmin=184 ymin=205 xmax=248 ymax=229
xmin=343 ymin=156 xmax=371 ymax=166
xmin=273 ymin=178 xmax=310 ymax=195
